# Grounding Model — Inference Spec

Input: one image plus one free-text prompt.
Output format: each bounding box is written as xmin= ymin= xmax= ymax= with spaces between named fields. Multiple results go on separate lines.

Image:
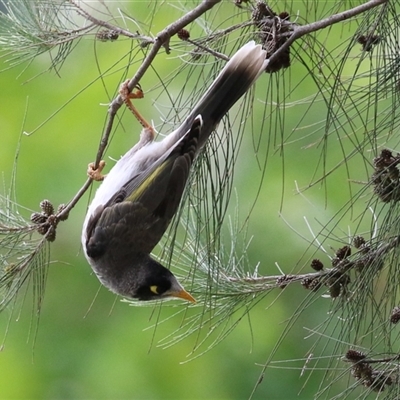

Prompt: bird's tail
xmin=185 ymin=41 xmax=268 ymax=148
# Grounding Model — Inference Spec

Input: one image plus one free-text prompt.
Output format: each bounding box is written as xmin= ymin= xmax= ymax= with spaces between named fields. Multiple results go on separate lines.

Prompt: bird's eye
xmin=150 ymin=285 xmax=159 ymax=294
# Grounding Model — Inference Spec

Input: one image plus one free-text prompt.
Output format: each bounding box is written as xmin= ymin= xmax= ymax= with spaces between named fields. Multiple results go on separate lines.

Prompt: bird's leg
xmin=87 ymin=160 xmax=107 ymax=181
xmin=119 ymin=80 xmax=155 ymax=142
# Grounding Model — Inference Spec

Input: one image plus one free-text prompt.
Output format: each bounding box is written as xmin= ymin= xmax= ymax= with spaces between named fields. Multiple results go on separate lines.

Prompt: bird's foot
xmin=87 ymin=160 xmax=106 ymax=181
xmin=119 ymin=80 xmax=155 ymax=140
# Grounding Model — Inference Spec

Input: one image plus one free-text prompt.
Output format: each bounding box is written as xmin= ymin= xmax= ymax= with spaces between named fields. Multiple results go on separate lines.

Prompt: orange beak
xmin=172 ymin=288 xmax=196 ymax=303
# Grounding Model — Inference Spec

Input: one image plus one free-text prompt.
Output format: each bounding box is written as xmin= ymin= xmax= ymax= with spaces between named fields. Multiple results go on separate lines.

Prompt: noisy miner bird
xmin=82 ymin=41 xmax=268 ymax=302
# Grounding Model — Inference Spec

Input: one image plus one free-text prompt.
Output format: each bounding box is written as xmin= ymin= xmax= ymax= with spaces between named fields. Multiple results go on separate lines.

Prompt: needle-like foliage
xmin=0 ymin=167 xmax=50 ymax=317
xmin=3 ymin=0 xmax=400 ymax=398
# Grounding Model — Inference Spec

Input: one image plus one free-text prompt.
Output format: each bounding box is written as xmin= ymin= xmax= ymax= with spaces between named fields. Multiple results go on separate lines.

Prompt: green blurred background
xmin=0 ymin=1 xmax=377 ymax=399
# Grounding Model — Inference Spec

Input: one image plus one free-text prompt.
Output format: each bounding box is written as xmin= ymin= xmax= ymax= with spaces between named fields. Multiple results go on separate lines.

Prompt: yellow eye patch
xmin=150 ymin=285 xmax=159 ymax=294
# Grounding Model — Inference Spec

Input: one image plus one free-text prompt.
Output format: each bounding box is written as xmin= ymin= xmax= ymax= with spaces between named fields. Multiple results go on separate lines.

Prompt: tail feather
xmin=159 ymin=41 xmax=267 ymax=152
xmin=188 ymin=41 xmax=268 ymax=148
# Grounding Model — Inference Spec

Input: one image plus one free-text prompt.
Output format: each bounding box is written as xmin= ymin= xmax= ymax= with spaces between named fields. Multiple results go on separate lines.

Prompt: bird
xmin=82 ymin=41 xmax=268 ymax=302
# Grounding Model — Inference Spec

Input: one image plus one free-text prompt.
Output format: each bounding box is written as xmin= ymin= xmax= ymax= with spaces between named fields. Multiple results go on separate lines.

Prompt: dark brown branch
xmin=56 ymin=0 xmax=222 ymax=219
xmin=94 ymin=0 xmax=222 ymax=168
xmin=268 ymin=0 xmax=387 ymax=67
xmin=123 ymin=0 xmax=222 ymax=93
xmin=57 ymin=178 xmax=92 ymax=221
xmin=59 ymin=0 xmax=387 ymax=221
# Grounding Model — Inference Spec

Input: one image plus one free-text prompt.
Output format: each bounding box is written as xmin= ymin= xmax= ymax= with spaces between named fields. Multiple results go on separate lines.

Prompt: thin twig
xmin=268 ymin=0 xmax=388 ymax=67
xmin=55 ymin=0 xmax=222 ymax=219
xmin=95 ymin=0 xmax=222 ymax=168
xmin=226 ymin=235 xmax=399 ymax=287
xmin=184 ymin=37 xmax=229 ymax=61
xmin=57 ymin=0 xmax=387 ymax=223
xmin=123 ymin=0 xmax=223 ymax=92
xmin=57 ymin=178 xmax=92 ymax=220
xmin=68 ymin=0 xmax=152 ymax=41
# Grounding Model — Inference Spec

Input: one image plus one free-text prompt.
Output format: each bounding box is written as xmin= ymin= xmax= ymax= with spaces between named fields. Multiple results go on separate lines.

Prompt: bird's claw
xmin=119 ymin=80 xmax=144 ymax=101
xmin=88 ymin=160 xmax=106 ymax=181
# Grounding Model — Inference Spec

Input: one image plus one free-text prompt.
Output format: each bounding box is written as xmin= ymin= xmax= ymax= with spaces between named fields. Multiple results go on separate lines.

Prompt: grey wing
xmin=85 ymin=117 xmax=202 ymax=258
xmin=115 ymin=116 xmax=202 ymax=208
xmin=85 ymin=201 xmax=162 ymax=259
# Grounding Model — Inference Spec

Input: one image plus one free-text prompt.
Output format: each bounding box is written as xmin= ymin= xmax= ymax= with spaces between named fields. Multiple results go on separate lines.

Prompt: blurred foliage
xmin=1 ymin=0 xmax=399 ymax=399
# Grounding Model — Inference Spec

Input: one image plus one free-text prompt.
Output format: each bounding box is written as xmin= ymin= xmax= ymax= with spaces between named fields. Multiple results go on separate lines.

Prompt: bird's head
xmin=132 ymin=259 xmax=196 ymax=302
xmin=91 ymin=253 xmax=196 ymax=303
